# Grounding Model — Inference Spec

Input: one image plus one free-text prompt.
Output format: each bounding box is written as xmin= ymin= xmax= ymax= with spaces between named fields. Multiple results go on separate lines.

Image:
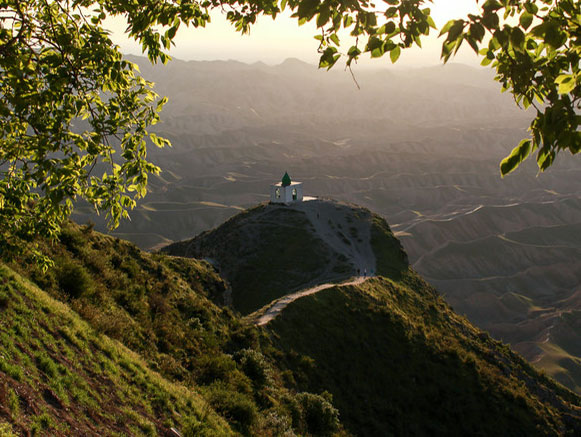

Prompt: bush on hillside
xmin=56 ymin=259 xmax=93 ymax=298
xmin=196 ymin=355 xmax=238 ymax=385
xmin=297 ymin=392 xmax=340 ymax=436
xmin=182 ymin=415 xmax=219 ymax=437
xmin=234 ymin=349 xmax=273 ymax=389
xmin=0 ymin=422 xmax=17 ymax=437
xmin=206 ymin=382 xmax=258 ymax=434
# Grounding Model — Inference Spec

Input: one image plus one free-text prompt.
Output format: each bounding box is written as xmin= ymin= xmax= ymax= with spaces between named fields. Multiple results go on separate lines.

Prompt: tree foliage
xmin=1 ymin=0 xmax=579 ymax=262
xmin=1 ymin=0 xmax=170 ymax=264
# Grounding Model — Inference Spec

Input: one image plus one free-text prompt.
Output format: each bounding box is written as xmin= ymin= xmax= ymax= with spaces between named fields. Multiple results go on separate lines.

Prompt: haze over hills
xmin=73 ymin=56 xmax=581 ymax=393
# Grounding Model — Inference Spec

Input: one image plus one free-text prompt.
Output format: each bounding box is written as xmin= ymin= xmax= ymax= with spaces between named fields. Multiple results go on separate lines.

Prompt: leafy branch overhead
xmin=436 ymin=0 xmax=580 ymax=176
xmin=0 ymin=0 xmax=579 ymax=263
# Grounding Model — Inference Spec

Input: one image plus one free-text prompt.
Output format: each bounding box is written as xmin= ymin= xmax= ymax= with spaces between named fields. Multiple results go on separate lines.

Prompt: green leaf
xmin=500 ymin=139 xmax=532 ymax=176
xmin=537 ymin=148 xmax=555 ymax=171
xmin=439 ymin=20 xmax=455 ymax=37
xmin=317 ymin=8 xmax=331 ymax=28
xmin=446 ymin=20 xmax=465 ymax=43
xmin=390 ymin=46 xmax=401 ymax=63
xmin=510 ymin=27 xmax=525 ymax=52
xmin=519 ymin=12 xmax=533 ymax=30
xmin=555 ymin=75 xmax=576 ymax=94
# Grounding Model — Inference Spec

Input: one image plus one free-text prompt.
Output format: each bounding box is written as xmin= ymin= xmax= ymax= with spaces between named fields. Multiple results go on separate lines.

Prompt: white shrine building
xmin=270 ymin=172 xmax=303 ymax=204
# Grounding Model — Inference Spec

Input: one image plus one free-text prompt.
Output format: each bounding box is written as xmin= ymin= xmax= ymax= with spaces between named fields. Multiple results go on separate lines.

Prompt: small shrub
xmin=234 ymin=349 xmax=272 ymax=389
xmin=182 ymin=415 xmax=218 ymax=437
xmin=59 ymin=227 xmax=85 ymax=252
xmin=137 ymin=417 xmax=157 ymax=436
xmin=56 ymin=259 xmax=93 ymax=298
xmin=30 ymin=412 xmax=54 ymax=435
xmin=120 ymin=258 xmax=140 ymax=279
xmin=35 ymin=352 xmax=63 ymax=379
xmin=196 ymin=355 xmax=237 ymax=385
xmin=150 ymin=389 xmax=171 ymax=413
xmin=297 ymin=392 xmax=339 ymax=436
xmin=206 ymin=382 xmax=258 ymax=433
xmin=82 ymin=221 xmax=95 ymax=234
xmin=258 ymin=411 xmax=295 ymax=437
xmin=8 ymin=388 xmax=20 ymax=417
xmin=0 ymin=359 xmax=23 ymax=381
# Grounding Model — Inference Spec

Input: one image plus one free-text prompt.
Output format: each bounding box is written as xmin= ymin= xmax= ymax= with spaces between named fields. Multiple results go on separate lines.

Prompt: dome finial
xmin=281 ymin=172 xmax=291 ymax=187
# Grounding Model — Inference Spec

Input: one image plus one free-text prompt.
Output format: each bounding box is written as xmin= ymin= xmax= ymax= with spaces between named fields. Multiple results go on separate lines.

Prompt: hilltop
xmin=163 ymin=199 xmax=581 ymax=435
xmin=162 ymin=199 xmax=407 ymax=315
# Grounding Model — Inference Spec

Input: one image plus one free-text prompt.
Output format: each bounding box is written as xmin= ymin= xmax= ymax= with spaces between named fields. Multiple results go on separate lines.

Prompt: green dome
xmin=281 ymin=172 xmax=291 ymax=187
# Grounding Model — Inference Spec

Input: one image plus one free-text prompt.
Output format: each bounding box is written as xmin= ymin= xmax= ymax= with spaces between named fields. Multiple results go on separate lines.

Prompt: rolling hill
xmin=163 ymin=199 xmax=581 ymax=435
xmin=1 ymin=222 xmax=347 ymax=436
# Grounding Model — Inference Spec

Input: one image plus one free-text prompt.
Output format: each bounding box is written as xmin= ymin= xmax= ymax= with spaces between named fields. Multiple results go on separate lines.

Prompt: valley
xmin=73 ymin=57 xmax=581 ymax=394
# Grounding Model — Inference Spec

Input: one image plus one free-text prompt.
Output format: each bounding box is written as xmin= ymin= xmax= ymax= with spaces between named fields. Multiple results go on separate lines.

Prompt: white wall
xmin=270 ymin=182 xmax=303 ymax=203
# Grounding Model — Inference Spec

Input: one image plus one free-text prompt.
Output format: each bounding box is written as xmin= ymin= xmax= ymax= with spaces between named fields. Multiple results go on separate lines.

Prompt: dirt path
xmin=255 ymin=276 xmax=369 ymax=326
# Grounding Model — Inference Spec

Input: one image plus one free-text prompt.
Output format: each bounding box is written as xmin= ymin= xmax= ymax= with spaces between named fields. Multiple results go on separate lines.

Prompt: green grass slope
xmin=0 ymin=264 xmax=232 ymax=436
xmin=163 ymin=201 xmax=581 ymax=435
xmin=7 ymin=204 xmax=581 ymax=436
xmin=267 ymin=274 xmax=581 ymax=436
xmin=4 ymin=223 xmax=348 ymax=436
xmin=262 ymin=213 xmax=581 ymax=435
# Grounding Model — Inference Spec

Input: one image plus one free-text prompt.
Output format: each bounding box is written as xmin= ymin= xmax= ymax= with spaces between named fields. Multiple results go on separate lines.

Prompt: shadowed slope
xmin=267 ymin=275 xmax=581 ymax=436
xmin=4 ymin=223 xmax=348 ymax=436
xmin=163 ymin=199 xmax=384 ymax=314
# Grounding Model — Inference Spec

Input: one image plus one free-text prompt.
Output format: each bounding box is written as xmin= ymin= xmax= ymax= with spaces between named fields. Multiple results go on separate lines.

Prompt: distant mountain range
xmin=73 ymin=56 xmax=581 ymax=394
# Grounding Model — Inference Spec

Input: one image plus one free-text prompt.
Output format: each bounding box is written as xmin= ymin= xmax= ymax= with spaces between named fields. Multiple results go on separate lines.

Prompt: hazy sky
xmin=108 ymin=0 xmax=481 ymax=67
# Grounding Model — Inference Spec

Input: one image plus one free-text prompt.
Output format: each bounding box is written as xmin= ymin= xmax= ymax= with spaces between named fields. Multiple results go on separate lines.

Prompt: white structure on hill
xmin=270 ymin=172 xmax=303 ymax=204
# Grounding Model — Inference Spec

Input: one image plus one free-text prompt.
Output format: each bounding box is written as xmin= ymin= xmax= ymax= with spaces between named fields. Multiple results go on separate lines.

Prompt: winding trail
xmin=254 ymin=276 xmax=370 ymax=326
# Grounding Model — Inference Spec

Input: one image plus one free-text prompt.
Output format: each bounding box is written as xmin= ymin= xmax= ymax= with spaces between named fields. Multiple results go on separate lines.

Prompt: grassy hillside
xmin=4 ymin=223 xmax=347 ymax=436
xmin=5 ymin=203 xmax=581 ymax=435
xmin=0 ymin=264 xmax=232 ymax=436
xmin=267 ymin=273 xmax=581 ymax=436
xmin=164 ymin=203 xmax=353 ymax=314
xmin=162 ymin=200 xmax=581 ymax=435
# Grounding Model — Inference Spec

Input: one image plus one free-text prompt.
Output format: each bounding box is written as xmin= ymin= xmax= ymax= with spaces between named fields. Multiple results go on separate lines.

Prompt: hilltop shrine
xmin=270 ymin=172 xmax=303 ymax=204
